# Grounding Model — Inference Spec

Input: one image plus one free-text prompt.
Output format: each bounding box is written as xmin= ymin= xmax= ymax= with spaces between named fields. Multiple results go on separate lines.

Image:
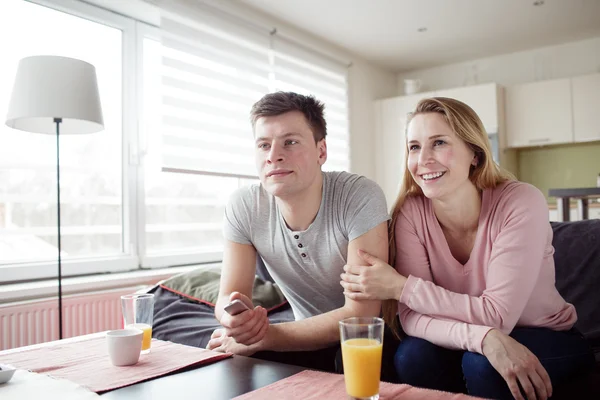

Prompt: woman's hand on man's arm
xmin=340 ymin=249 xmax=408 ymax=301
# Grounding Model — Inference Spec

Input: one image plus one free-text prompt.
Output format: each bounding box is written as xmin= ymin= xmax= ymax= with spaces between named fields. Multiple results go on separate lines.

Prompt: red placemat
xmin=233 ymin=370 xmax=484 ymax=399
xmin=0 ymin=337 xmax=231 ymax=393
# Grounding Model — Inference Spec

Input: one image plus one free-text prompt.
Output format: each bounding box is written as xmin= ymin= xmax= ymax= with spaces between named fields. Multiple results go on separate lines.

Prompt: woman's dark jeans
xmin=394 ymin=327 xmax=595 ymax=399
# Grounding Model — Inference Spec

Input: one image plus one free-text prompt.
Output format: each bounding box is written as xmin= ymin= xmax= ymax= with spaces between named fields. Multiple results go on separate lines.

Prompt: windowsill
xmin=0 ymin=262 xmax=222 ymax=304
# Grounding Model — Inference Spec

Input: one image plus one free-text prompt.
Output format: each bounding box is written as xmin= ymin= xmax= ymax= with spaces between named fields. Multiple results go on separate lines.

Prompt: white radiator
xmin=0 ymin=287 xmax=141 ymax=351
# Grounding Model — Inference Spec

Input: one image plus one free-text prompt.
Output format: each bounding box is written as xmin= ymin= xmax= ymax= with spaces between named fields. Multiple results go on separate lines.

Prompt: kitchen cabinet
xmin=374 ymin=97 xmax=405 ymax=207
xmin=374 ymin=91 xmax=434 ymax=206
xmin=505 ymin=78 xmax=573 ymax=148
xmin=572 ymin=73 xmax=600 ymax=143
xmin=436 ymin=83 xmax=500 ymax=134
xmin=396 ymin=91 xmax=437 ymax=120
xmin=436 ymin=83 xmax=517 ymax=174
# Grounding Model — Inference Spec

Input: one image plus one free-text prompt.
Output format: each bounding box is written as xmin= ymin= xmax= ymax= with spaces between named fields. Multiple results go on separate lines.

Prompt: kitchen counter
xmin=548 ymin=187 xmax=600 ymax=221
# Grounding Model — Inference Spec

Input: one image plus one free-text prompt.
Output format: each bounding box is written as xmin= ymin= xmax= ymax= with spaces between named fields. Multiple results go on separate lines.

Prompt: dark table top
xmin=100 ymin=355 xmax=306 ymax=400
xmin=548 ymin=187 xmax=600 ymax=198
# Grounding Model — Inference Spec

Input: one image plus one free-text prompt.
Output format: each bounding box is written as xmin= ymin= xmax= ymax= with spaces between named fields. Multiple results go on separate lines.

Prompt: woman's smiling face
xmin=406 ymin=112 xmax=477 ymax=200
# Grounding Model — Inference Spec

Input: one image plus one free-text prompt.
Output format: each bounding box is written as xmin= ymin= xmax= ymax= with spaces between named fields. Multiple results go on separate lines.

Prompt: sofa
xmin=548 ymin=219 xmax=600 ymax=399
xmin=150 ymin=219 xmax=600 ymax=398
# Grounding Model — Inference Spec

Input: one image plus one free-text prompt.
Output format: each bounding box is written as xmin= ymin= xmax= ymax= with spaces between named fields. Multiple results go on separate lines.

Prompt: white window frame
xmin=134 ymin=22 xmax=227 ymax=269
xmin=134 ymin=21 xmax=153 ymax=269
xmin=1 ymin=0 xmax=139 ymax=282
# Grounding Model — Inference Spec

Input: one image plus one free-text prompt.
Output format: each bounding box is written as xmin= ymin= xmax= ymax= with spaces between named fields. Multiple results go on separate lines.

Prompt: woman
xmin=340 ymin=97 xmax=594 ymax=400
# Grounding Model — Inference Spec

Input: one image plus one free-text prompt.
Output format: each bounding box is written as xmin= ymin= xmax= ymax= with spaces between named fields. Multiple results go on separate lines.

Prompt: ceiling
xmin=239 ymin=0 xmax=600 ymax=72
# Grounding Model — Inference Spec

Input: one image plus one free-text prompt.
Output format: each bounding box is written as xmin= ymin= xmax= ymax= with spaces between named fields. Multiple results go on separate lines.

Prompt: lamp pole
xmin=54 ymin=117 xmax=63 ymax=340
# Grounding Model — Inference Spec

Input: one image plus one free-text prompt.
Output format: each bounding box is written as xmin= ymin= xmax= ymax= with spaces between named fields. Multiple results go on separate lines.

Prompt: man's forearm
xmin=260 ymin=300 xmax=380 ymax=352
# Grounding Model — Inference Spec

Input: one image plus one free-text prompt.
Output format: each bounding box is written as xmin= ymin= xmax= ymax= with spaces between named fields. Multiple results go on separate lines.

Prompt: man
xmin=207 ymin=91 xmax=390 ymax=372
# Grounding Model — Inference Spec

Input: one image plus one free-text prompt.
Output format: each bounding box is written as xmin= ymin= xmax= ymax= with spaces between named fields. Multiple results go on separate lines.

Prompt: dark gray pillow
xmin=551 ymin=220 xmax=600 ymax=345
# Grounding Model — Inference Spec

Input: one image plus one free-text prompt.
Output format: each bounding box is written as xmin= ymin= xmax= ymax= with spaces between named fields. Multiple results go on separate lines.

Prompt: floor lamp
xmin=5 ymin=56 xmax=104 ymax=340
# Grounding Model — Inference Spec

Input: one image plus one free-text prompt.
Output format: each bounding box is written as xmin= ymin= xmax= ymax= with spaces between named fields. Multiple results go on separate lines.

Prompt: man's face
xmin=254 ymin=111 xmax=327 ymax=199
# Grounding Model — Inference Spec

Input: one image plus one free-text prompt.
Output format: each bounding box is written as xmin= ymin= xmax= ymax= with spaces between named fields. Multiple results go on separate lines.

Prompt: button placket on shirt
xmin=293 ymin=233 xmax=308 ymax=259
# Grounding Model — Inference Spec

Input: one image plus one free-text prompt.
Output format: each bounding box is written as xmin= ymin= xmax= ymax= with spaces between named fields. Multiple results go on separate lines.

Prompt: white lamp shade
xmin=5 ymin=55 xmax=104 ymax=134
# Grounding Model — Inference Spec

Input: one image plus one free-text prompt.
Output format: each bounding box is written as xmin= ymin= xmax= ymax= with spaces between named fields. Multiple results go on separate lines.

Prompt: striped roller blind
xmin=157 ymin=1 xmax=350 ymax=177
xmin=271 ymin=35 xmax=350 ymax=172
xmin=158 ymin=1 xmax=270 ymax=178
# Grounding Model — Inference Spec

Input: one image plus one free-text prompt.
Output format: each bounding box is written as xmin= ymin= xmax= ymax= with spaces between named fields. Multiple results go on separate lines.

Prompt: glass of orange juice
xmin=339 ymin=317 xmax=384 ymax=400
xmin=121 ymin=293 xmax=154 ymax=354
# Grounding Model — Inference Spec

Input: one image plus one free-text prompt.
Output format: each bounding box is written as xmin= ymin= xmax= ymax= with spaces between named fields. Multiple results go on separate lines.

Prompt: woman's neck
xmin=432 ymin=182 xmax=482 ymax=234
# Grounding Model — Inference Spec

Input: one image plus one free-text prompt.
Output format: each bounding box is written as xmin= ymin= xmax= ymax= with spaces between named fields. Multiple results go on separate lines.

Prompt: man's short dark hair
xmin=250 ymin=91 xmax=327 ymax=143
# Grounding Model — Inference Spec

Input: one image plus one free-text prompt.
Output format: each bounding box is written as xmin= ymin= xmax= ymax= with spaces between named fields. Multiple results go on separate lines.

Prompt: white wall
xmin=397 ymin=36 xmax=600 ymax=93
xmin=348 ymin=61 xmax=398 ymax=180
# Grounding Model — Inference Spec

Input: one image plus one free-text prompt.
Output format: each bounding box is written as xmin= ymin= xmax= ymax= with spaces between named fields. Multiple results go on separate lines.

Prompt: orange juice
xmin=341 ymin=338 xmax=382 ymax=398
xmin=128 ymin=323 xmax=152 ymax=351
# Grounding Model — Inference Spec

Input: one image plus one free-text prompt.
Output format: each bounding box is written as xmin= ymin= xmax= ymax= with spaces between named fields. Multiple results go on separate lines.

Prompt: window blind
xmin=158 ymin=1 xmax=271 ymax=178
xmin=157 ymin=1 xmax=350 ymax=177
xmin=271 ymin=35 xmax=350 ymax=172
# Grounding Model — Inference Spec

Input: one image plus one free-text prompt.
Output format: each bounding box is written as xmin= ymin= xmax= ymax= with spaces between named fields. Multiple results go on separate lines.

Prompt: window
xmin=139 ymin=31 xmax=259 ymax=268
xmin=0 ymin=0 xmax=351 ymax=282
xmin=155 ymin=4 xmax=271 ymax=178
xmin=139 ymin=3 xmax=351 ymax=264
xmin=0 ymin=0 xmax=135 ymax=281
xmin=155 ymin=3 xmax=351 ymax=176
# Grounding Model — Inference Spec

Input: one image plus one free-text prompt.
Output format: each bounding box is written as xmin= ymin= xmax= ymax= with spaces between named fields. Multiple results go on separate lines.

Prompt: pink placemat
xmin=0 ymin=337 xmax=231 ymax=393
xmin=233 ymin=370 xmax=485 ymax=400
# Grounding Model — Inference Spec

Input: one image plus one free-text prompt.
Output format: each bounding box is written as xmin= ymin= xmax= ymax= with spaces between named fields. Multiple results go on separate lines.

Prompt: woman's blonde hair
xmin=382 ymin=97 xmax=515 ymax=338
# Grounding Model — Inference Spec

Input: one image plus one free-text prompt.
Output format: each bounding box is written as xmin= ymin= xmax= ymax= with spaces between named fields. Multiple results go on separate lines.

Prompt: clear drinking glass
xmin=339 ymin=317 xmax=385 ymax=400
xmin=121 ymin=293 xmax=154 ymax=354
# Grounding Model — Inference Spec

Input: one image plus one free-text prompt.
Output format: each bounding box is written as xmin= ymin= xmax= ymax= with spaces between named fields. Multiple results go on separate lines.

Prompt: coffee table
xmin=0 ymin=335 xmax=306 ymax=399
xmin=101 ymin=354 xmax=306 ymax=399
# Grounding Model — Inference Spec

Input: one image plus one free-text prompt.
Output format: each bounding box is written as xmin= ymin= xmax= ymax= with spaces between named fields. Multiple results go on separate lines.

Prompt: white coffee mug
xmin=106 ymin=328 xmax=143 ymax=366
